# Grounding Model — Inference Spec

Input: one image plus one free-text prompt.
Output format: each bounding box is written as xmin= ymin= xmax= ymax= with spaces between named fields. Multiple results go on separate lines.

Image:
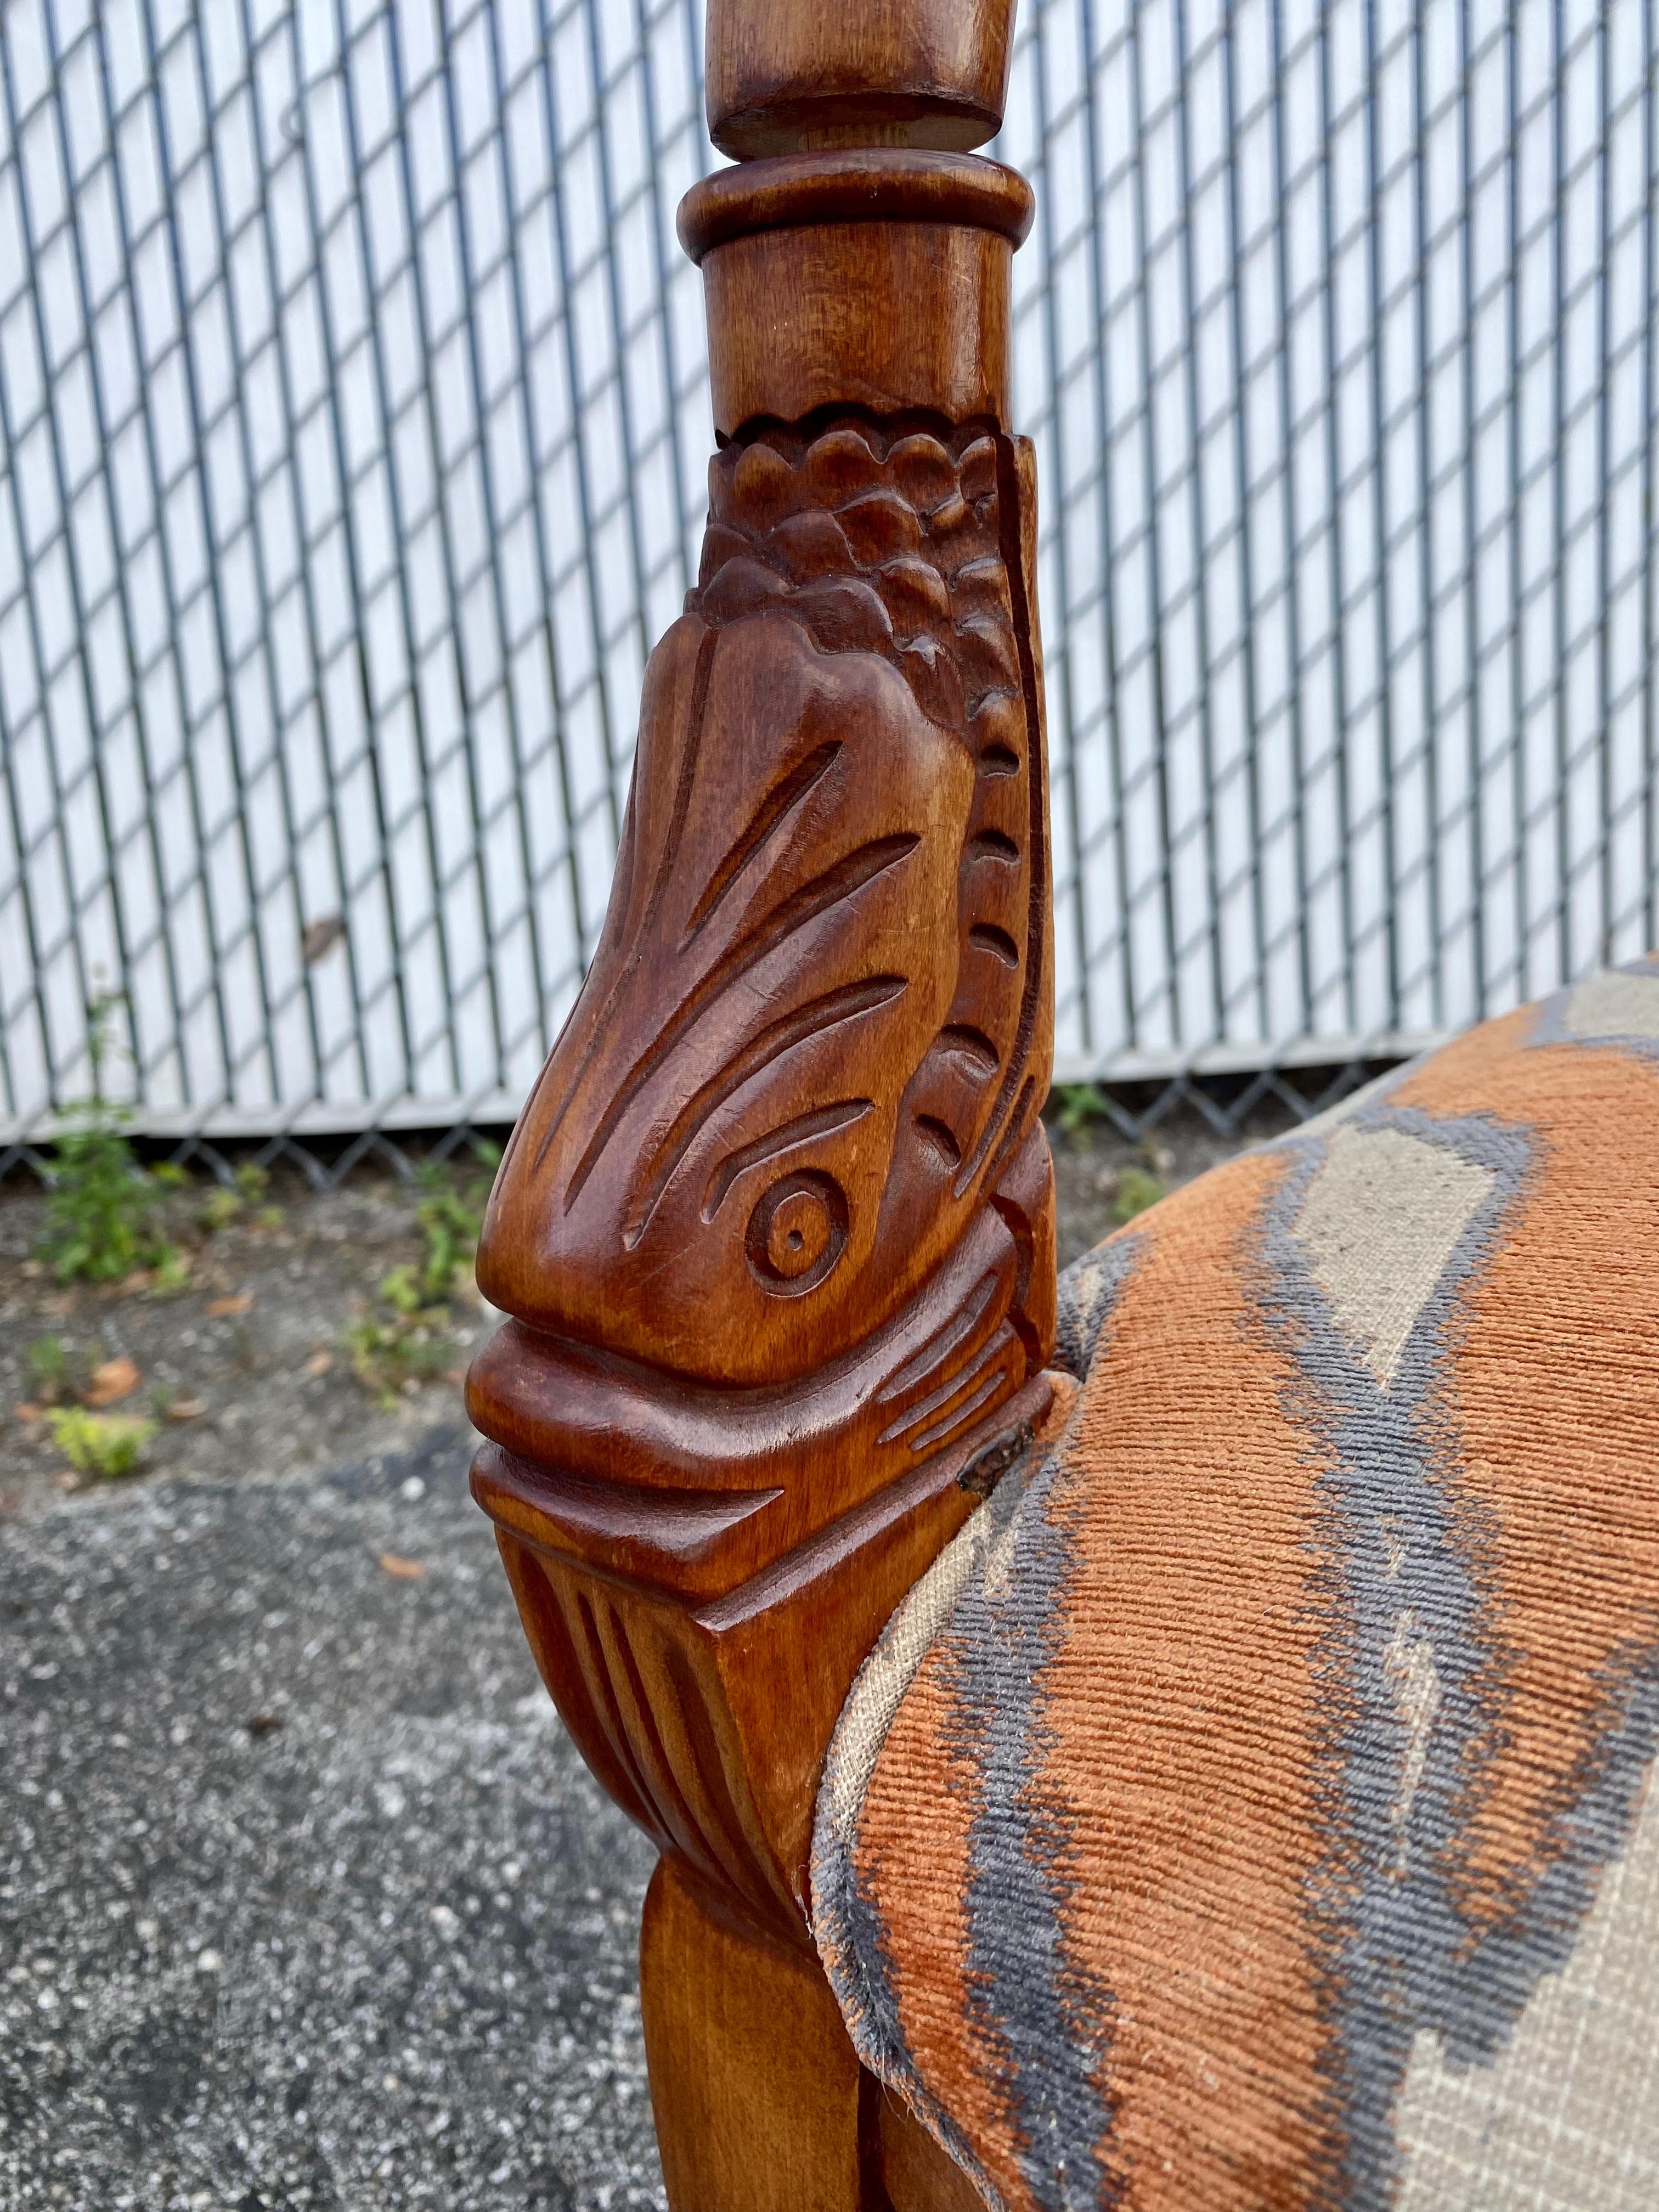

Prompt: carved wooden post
xmin=467 ymin=3 xmax=1052 ymax=2200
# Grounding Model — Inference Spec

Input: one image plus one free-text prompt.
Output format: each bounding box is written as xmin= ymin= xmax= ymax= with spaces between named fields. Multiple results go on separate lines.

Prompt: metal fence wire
xmin=2 ymin=0 xmax=1657 ymax=1181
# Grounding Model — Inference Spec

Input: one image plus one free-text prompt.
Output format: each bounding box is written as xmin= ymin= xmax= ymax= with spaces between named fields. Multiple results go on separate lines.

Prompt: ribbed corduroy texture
xmin=811 ymin=958 xmax=1659 ymax=2212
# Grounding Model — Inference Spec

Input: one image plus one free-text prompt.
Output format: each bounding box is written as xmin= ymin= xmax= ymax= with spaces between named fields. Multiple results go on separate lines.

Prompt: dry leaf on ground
xmin=165 ymin=1398 xmax=206 ymax=1423
xmin=205 ymin=1294 xmax=254 ymax=1318
xmin=376 ymin=1551 xmax=426 ymax=1581
xmin=303 ymin=1351 xmax=333 ymax=1378
xmin=85 ymin=1357 xmax=140 ymax=1407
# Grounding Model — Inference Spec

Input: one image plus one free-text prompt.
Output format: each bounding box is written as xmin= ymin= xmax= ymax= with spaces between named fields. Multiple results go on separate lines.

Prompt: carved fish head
xmin=477 ymin=419 xmax=1051 ymax=1386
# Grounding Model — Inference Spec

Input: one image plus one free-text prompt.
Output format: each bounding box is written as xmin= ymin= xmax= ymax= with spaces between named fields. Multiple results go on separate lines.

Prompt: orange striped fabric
xmin=812 ymin=957 xmax=1659 ymax=2211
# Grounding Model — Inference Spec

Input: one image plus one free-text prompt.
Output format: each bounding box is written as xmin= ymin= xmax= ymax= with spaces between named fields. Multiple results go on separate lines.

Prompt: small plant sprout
xmin=48 ymin=1406 xmax=156 ymax=1480
xmin=343 ymin=1289 xmax=453 ymax=1409
xmin=378 ymin=1263 xmax=428 ymax=1318
xmin=35 ymin=993 xmax=178 ymax=1286
xmin=412 ymin=1159 xmax=491 ymax=1301
xmin=234 ymin=1161 xmax=269 ymax=1203
xmin=199 ymin=1186 xmax=241 ymax=1233
xmin=338 ymin=1147 xmax=499 ymax=1406
xmin=150 ymin=1245 xmax=192 ymax=1294
xmin=1051 ymin=1082 xmax=1109 ymax=1140
xmin=25 ymin=1337 xmax=79 ymax=1406
xmin=1111 ymin=1164 xmax=1166 ymax=1224
xmin=199 ymin=1159 xmax=284 ymax=1234
xmin=239 ymin=1160 xmax=285 ymax=1225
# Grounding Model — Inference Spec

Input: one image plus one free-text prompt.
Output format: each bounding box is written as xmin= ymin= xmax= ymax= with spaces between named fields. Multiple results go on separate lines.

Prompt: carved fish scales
xmin=479 ymin=416 xmax=1053 ymax=1393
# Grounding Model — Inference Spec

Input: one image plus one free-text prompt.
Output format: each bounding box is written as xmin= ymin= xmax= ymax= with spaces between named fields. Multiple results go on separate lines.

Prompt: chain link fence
xmin=2 ymin=0 xmax=1656 ymax=1179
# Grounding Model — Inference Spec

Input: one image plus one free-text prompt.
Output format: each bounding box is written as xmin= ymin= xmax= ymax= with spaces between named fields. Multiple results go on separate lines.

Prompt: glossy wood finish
xmin=681 ymin=153 xmax=1032 ymax=437
xmin=676 ymin=149 xmax=1035 ymax=261
xmin=467 ymin=400 xmax=1059 ymax=1932
xmin=467 ymin=1 xmax=1048 ymax=2201
xmin=480 ymin=1370 xmax=1050 ymax=1929
xmin=706 ymin=0 xmax=1016 ymax=159
xmin=643 ymin=1857 xmax=988 ymax=2212
xmin=642 ymin=1854 xmax=863 ymax=2210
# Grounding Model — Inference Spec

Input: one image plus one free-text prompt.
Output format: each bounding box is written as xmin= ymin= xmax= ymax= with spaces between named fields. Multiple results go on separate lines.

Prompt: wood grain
xmin=642 ymin=1854 xmax=865 ymax=2211
xmin=873 ymin=2095 xmax=989 ymax=2212
xmin=677 ymin=149 xmax=1034 ymax=261
xmin=467 ymin=2 xmax=1049 ymax=2200
xmin=706 ymin=0 xmax=1017 ymax=160
xmin=467 ymin=402 xmax=1058 ymax=1936
xmin=483 ymin=1367 xmax=1054 ymax=1927
xmin=644 ymin=1854 xmax=987 ymax=2212
xmin=680 ymin=154 xmax=1031 ymax=436
xmin=474 ymin=416 xmax=1050 ymax=1396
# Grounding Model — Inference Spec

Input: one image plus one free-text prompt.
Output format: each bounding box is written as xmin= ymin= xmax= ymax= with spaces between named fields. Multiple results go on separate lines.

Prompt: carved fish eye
xmin=744 ymin=1170 xmax=849 ymax=1296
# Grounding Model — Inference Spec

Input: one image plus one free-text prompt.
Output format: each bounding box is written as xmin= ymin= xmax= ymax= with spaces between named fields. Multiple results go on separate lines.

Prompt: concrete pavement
xmin=0 ymin=1426 xmax=665 ymax=2211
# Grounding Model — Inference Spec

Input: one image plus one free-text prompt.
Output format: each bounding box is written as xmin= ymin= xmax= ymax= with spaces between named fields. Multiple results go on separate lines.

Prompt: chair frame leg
xmin=642 ymin=1859 xmax=985 ymax=2212
xmin=465 ymin=3 xmax=1056 ymax=2198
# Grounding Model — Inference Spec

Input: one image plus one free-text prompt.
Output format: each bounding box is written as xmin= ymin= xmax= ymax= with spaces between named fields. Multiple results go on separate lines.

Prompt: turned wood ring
xmin=677 ymin=148 xmax=1035 ymax=264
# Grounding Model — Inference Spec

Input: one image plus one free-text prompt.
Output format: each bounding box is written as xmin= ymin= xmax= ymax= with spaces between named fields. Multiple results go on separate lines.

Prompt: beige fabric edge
xmin=816 ymin=1503 xmax=993 ymax=1861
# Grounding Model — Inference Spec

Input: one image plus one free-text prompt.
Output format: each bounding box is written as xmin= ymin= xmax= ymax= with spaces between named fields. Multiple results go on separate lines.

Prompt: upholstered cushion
xmin=811 ymin=958 xmax=1659 ymax=2212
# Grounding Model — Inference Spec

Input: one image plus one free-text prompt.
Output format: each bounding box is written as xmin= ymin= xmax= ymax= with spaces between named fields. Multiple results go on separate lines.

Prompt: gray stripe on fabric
xmin=947 ymin=1459 xmax=1119 ymax=2209
xmin=809 ymin=1508 xmax=996 ymax=2120
xmin=1272 ymin=1057 xmax=1419 ymax=1145
xmin=813 ymin=1457 xmax=1054 ymax=2209
xmin=817 ymin=1513 xmax=995 ymax=1871
xmin=1251 ymin=1096 xmax=1649 ymax=2211
xmin=945 ymin=1247 xmax=1147 ymax=2209
xmin=812 ymin=1230 xmax=1139 ymax=2208
xmin=1053 ymin=1228 xmax=1146 ymax=1380
xmin=1307 ymin=1103 xmax=1659 ymax=2077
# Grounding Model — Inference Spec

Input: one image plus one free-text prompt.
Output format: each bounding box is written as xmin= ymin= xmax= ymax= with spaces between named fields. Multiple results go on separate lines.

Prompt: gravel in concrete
xmin=0 ymin=1424 xmax=664 ymax=2210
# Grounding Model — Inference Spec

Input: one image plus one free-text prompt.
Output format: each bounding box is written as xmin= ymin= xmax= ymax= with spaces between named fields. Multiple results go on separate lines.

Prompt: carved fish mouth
xmin=468 ymin=1153 xmax=1048 ymax=1550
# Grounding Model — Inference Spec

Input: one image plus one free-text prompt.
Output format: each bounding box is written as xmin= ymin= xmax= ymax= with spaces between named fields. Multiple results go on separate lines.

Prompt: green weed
xmin=38 ymin=1109 xmax=152 ymax=1282
xmin=199 ymin=1167 xmax=287 ymax=1238
xmin=340 ymin=1147 xmax=498 ymax=1407
xmin=343 ymin=1279 xmax=454 ymax=1409
xmin=411 ymin=1147 xmax=495 ymax=1301
xmin=150 ymin=1245 xmax=192 ymax=1294
xmin=1051 ymin=1082 xmax=1109 ymax=1139
xmin=198 ymin=1161 xmax=282 ymax=1235
xmin=234 ymin=1161 xmax=269 ymax=1204
xmin=1111 ymin=1165 xmax=1166 ymax=1224
xmin=25 ymin=1336 xmax=82 ymax=1406
xmin=199 ymin=1187 xmax=242 ymax=1233
xmin=48 ymin=1406 xmax=156 ymax=1480
xmin=35 ymin=995 xmax=176 ymax=1285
